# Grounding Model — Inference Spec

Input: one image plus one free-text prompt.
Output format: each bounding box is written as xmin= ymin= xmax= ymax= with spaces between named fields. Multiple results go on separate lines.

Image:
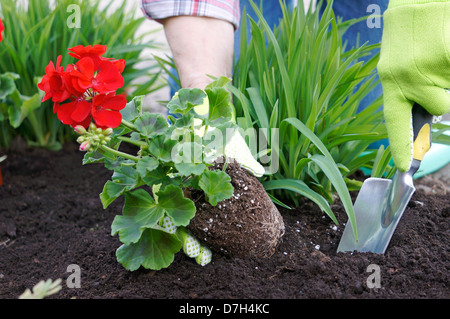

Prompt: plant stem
xmin=222 ymin=155 xmax=229 ymax=172
xmin=99 ymin=145 xmax=140 ymax=162
xmin=121 ymin=119 xmax=138 ymax=132
xmin=117 ymin=136 xmax=147 ymax=148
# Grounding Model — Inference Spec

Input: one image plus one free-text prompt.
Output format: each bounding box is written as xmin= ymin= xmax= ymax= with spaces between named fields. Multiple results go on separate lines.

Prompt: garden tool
xmin=337 ymin=103 xmax=434 ymax=254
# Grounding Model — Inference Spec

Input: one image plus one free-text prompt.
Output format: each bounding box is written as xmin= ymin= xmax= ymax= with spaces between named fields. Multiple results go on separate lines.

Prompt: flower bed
xmin=0 ymin=141 xmax=448 ymax=299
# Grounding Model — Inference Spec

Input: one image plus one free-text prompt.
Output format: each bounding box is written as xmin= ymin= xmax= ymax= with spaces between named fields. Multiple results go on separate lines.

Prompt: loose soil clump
xmin=0 ymin=142 xmax=448 ymax=299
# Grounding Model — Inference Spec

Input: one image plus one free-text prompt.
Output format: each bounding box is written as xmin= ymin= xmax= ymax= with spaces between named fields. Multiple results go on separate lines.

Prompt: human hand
xmin=377 ymin=0 xmax=450 ymax=172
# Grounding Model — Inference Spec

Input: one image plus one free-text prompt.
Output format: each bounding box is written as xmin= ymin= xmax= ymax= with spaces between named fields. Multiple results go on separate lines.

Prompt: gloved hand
xmin=377 ymin=0 xmax=450 ymax=172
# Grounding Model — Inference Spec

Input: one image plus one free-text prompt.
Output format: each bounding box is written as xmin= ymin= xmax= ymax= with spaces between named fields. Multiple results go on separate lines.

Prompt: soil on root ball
xmin=186 ymin=158 xmax=285 ymax=258
xmin=0 ymin=141 xmax=448 ymax=299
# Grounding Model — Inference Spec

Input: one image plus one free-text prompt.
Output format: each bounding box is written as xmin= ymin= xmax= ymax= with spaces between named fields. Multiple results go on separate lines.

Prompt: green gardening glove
xmin=377 ymin=0 xmax=450 ymax=172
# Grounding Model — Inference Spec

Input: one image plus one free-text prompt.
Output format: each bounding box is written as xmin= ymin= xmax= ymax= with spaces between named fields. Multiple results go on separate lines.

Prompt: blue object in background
xmin=331 ymin=0 xmax=389 ymax=149
xmin=331 ymin=0 xmax=388 ymax=113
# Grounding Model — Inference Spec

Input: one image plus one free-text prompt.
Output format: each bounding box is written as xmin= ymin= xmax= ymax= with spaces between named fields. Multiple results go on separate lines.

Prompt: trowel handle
xmin=409 ymin=103 xmax=434 ymax=175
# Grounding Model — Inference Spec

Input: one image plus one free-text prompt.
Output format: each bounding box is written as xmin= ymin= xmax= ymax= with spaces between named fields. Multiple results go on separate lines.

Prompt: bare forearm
xmin=162 ymin=16 xmax=235 ymax=89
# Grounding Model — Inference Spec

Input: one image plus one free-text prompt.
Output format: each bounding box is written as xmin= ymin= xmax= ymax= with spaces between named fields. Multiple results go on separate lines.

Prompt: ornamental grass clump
xmin=38 ymin=47 xmax=284 ymax=271
xmin=230 ymin=0 xmax=392 ymax=237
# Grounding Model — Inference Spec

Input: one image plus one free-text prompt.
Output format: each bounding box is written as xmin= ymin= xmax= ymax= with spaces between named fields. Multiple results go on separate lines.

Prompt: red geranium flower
xmin=38 ymin=55 xmax=72 ymax=103
xmin=0 ymin=18 xmax=4 ymax=42
xmin=92 ymin=94 xmax=127 ymax=128
xmin=70 ymin=57 xmax=124 ymax=94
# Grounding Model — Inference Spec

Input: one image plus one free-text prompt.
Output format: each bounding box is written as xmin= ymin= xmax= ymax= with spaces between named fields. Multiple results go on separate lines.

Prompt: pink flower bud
xmin=74 ymin=125 xmax=87 ymax=135
xmin=79 ymin=141 xmax=91 ymax=152
xmin=103 ymin=128 xmax=113 ymax=136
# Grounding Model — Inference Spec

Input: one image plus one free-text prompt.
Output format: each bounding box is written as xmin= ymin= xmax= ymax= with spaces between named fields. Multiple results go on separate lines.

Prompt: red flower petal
xmin=0 ymin=18 xmax=4 ymax=42
xmin=75 ymin=57 xmax=95 ymax=78
xmin=102 ymin=94 xmax=127 ymax=111
xmin=93 ymin=109 xmax=122 ymax=128
xmin=37 ymin=55 xmax=71 ymax=103
xmin=56 ymin=101 xmax=78 ymax=126
xmin=92 ymin=94 xmax=124 ymax=128
xmin=113 ymin=59 xmax=126 ymax=73
xmin=68 ymin=44 xmax=107 ymax=59
xmin=94 ymin=60 xmax=124 ymax=93
xmin=62 ymin=65 xmax=85 ymax=97
xmin=71 ymin=100 xmax=92 ymax=122
xmin=101 ymin=57 xmax=126 ymax=73
xmin=69 ymin=45 xmax=107 ymax=69
xmin=71 ymin=57 xmax=96 ymax=91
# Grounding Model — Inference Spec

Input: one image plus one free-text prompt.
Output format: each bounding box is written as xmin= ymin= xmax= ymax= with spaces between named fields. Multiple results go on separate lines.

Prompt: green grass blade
xmin=263 ymin=178 xmax=338 ymax=224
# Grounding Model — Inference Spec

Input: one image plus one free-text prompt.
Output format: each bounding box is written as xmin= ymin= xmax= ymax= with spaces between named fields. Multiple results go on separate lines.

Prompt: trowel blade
xmin=337 ymin=177 xmax=415 ymax=254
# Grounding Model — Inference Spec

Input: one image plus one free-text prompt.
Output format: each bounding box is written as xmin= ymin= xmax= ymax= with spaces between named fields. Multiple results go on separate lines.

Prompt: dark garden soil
xmin=0 ymin=140 xmax=448 ymax=300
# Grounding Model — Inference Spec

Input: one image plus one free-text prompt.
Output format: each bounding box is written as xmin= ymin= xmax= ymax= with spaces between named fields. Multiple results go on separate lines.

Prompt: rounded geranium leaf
xmin=134 ymin=112 xmax=169 ymax=138
xmin=116 ymin=228 xmax=182 ymax=271
xmin=167 ymin=88 xmax=207 ymax=115
xmin=198 ymin=170 xmax=234 ymax=206
xmin=111 ymin=189 xmax=165 ymax=245
xmin=156 ymin=185 xmax=196 ymax=227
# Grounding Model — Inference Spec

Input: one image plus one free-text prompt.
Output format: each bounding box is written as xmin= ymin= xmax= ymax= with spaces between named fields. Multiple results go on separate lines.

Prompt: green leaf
xmin=148 ymin=135 xmax=178 ymax=162
xmin=111 ymin=189 xmax=164 ymax=245
xmin=171 ymin=142 xmax=204 ymax=166
xmin=100 ymin=181 xmax=127 ymax=209
xmin=156 ymin=185 xmax=196 ymax=227
xmin=205 ymin=86 xmax=233 ymax=122
xmin=141 ymin=166 xmax=171 ymax=187
xmin=173 ymin=112 xmax=194 ymax=128
xmin=0 ymin=73 xmax=20 ymax=100
xmin=120 ymin=95 xmax=143 ymax=123
xmin=83 ymin=149 xmax=113 ymax=165
xmin=284 ymin=117 xmax=334 ymax=160
xmin=134 ymin=112 xmax=169 ymax=138
xmin=198 ymin=170 xmax=234 ymax=206
xmin=135 ymin=156 xmax=159 ymax=178
xmin=205 ymin=75 xmax=231 ymax=89
xmin=116 ymin=228 xmax=182 ymax=271
xmin=309 ymin=154 xmax=356 ymax=239
xmin=100 ymin=165 xmax=139 ymax=208
xmin=167 ymin=88 xmax=206 ymax=115
xmin=8 ymin=93 xmax=41 ymax=128
xmin=174 ymin=162 xmax=207 ymax=176
xmin=263 ymin=179 xmax=338 ymax=224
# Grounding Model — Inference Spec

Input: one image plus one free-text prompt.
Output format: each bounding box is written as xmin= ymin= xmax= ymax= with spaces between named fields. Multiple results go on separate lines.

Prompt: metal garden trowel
xmin=337 ymin=104 xmax=434 ymax=254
